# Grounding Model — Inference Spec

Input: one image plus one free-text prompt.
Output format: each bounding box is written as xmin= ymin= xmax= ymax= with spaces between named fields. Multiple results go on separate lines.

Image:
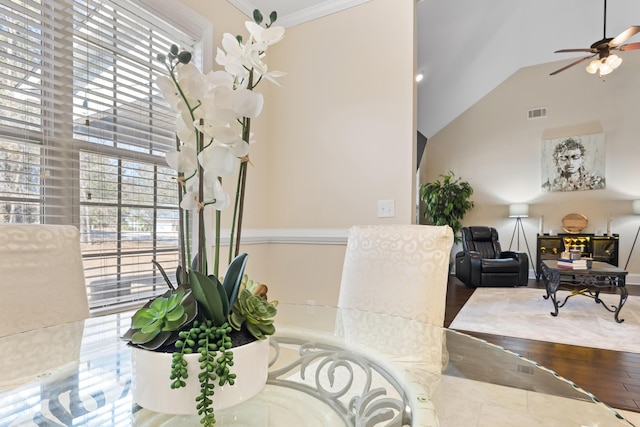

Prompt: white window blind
xmin=0 ymin=0 xmax=199 ymax=311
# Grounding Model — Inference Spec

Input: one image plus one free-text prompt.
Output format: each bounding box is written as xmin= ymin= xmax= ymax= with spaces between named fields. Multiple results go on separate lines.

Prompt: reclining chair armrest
xmin=499 ymin=251 xmax=529 ymax=286
xmin=499 ymin=250 xmax=520 ymax=259
xmin=455 ymin=251 xmax=483 ymax=287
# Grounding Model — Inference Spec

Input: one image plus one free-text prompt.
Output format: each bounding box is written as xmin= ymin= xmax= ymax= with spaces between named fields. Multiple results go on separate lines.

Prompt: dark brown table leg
xmin=615 ymin=278 xmax=627 ymax=323
xmin=541 ymin=263 xmax=561 ymax=317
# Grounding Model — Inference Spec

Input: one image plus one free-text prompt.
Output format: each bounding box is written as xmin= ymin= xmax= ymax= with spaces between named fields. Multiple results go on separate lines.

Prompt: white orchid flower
xmin=198 ymin=145 xmax=238 ymax=177
xmin=216 ymin=34 xmax=250 ymax=80
xmin=232 ymin=88 xmax=263 ymax=118
xmin=258 ymin=69 xmax=287 ymax=87
xmin=227 ymin=137 xmax=250 ymax=158
xmin=176 ymin=63 xmax=205 ymax=104
xmin=205 ymin=70 xmax=234 ymax=89
xmin=200 ymin=87 xmax=236 ymax=127
xmin=176 ymin=99 xmax=196 ymax=134
xmin=203 ymin=173 xmax=230 ymax=211
xmin=179 ymin=175 xmax=229 ymax=212
xmin=176 ymin=113 xmax=197 ymax=145
xmin=165 ymin=144 xmax=197 ymax=174
xmin=245 ymin=22 xmax=285 ymax=46
xmin=180 ymin=191 xmax=200 ymax=211
xmin=155 ymin=75 xmax=180 ymax=111
xmin=195 ymin=121 xmax=237 ymax=145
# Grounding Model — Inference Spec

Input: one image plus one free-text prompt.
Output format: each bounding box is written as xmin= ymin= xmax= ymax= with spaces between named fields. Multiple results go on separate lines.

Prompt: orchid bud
xmin=178 ymin=51 xmax=192 ymax=64
xmin=253 ymin=9 xmax=263 ymax=25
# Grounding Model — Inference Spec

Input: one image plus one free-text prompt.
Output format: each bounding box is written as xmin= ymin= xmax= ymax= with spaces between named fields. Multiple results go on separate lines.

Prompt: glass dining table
xmin=0 ymin=303 xmax=633 ymax=426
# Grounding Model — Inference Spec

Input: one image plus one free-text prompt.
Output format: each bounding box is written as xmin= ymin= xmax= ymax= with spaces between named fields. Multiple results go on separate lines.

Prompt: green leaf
xmin=245 ymin=322 xmax=264 ymax=339
xmin=258 ymin=323 xmax=275 ymax=336
xmin=140 ymin=318 xmax=163 ymax=334
xmin=222 ymin=253 xmax=248 ymax=311
xmin=137 ymin=330 xmax=172 ymax=350
xmin=165 ymin=304 xmax=185 ymax=322
xmin=131 ymin=310 xmax=155 ymax=328
xmin=164 ymin=312 xmax=188 ymax=331
xmin=167 ymin=291 xmax=185 ymax=311
xmin=131 ymin=328 xmax=160 ymax=344
xmin=189 ymin=270 xmax=227 ymax=325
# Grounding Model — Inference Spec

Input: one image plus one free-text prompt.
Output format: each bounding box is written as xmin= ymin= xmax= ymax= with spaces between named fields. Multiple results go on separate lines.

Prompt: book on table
xmin=557 ymin=258 xmax=588 ymax=269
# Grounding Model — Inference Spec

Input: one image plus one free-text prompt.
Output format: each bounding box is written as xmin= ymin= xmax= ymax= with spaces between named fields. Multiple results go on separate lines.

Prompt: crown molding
xmin=226 ymin=0 xmax=371 ymax=27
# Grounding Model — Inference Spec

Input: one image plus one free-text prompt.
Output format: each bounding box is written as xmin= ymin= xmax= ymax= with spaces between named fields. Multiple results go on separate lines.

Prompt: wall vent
xmin=527 ymin=107 xmax=548 ymax=120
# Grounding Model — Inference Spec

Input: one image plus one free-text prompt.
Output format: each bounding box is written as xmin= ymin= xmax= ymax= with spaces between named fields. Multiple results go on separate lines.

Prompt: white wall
xmin=421 ymin=54 xmax=640 ymax=282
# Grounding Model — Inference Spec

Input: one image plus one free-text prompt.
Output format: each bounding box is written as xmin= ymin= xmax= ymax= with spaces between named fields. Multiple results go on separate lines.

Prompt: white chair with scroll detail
xmin=337 ymin=224 xmax=454 ymax=326
xmin=277 ymin=225 xmax=453 ymax=427
xmin=335 ymin=224 xmax=454 ymax=425
xmin=0 ymin=224 xmax=89 ymax=337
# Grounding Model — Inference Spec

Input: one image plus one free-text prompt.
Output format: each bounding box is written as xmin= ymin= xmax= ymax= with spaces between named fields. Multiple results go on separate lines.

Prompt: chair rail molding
xmin=222 ymin=228 xmax=349 ymax=245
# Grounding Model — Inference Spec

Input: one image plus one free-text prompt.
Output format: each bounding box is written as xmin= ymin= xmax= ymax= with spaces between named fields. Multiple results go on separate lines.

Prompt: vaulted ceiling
xmin=228 ymin=0 xmax=640 ymax=138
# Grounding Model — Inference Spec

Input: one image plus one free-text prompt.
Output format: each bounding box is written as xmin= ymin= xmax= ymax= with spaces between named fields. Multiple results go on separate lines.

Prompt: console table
xmin=540 ymin=260 xmax=628 ymax=323
xmin=536 ymin=233 xmax=619 ymax=278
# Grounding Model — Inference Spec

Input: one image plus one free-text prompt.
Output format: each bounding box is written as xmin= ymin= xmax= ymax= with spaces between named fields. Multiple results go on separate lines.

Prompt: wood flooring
xmin=445 ymin=275 xmax=640 ymax=413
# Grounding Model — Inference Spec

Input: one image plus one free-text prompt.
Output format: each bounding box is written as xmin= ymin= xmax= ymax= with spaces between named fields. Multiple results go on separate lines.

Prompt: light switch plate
xmin=377 ymin=199 xmax=395 ymax=218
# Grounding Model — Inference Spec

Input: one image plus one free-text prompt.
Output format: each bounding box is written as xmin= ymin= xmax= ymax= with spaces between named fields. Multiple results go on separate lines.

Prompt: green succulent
xmin=126 ymin=290 xmax=197 ymax=350
xmin=229 ymin=288 xmax=277 ymax=339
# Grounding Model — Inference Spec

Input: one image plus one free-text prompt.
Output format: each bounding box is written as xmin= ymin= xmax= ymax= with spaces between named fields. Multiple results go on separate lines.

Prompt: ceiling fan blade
xmin=620 ymin=41 xmax=640 ymax=51
xmin=549 ymin=54 xmax=596 ymax=76
xmin=555 ymin=48 xmax=596 ymax=53
xmin=609 ymin=25 xmax=640 ymax=47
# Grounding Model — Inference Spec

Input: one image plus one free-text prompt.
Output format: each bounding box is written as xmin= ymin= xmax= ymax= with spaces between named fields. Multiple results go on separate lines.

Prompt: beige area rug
xmin=449 ymin=287 xmax=640 ymax=354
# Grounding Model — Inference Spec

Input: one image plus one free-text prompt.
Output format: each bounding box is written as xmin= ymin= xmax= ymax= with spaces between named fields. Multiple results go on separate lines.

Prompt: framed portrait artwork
xmin=541 ymin=132 xmax=606 ymax=192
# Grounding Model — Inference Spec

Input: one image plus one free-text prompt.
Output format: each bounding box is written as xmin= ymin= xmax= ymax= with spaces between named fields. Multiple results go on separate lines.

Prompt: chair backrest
xmin=0 ymin=224 xmax=89 ymax=337
xmin=460 ymin=226 xmax=502 ymax=259
xmin=337 ymin=224 xmax=454 ymax=326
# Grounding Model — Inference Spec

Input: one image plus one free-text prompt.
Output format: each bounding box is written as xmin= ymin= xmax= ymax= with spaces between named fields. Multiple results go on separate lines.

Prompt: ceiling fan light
xmin=599 ymin=62 xmax=614 ymax=75
xmin=606 ymin=54 xmax=623 ymax=69
xmin=585 ymin=59 xmax=600 ymax=74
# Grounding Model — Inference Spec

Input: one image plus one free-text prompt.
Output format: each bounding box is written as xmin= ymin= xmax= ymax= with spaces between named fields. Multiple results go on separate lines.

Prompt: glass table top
xmin=0 ymin=304 xmax=633 ymax=426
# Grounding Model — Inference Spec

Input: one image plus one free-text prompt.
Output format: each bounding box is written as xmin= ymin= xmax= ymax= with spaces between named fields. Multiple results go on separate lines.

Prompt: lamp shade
xmin=633 ymin=200 xmax=640 ymax=215
xmin=509 ymin=203 xmax=529 ymax=218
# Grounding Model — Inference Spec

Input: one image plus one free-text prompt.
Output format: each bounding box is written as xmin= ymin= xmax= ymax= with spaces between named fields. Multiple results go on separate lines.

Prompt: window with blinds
xmin=1 ymin=0 xmax=199 ymax=311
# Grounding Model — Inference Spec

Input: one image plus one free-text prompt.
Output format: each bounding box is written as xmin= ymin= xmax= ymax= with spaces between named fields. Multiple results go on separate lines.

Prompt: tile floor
xmin=435 ymin=375 xmax=638 ymax=426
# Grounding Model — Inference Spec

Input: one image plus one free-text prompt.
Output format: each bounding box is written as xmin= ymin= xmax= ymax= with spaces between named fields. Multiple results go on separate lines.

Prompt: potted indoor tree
xmin=420 ymin=171 xmax=474 ymax=242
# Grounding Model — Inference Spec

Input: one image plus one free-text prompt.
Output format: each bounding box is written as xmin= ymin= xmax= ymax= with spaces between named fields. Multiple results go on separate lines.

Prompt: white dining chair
xmin=337 ymin=224 xmax=454 ymax=327
xmin=0 ymin=224 xmax=90 ymax=337
xmin=335 ymin=224 xmax=454 ymax=414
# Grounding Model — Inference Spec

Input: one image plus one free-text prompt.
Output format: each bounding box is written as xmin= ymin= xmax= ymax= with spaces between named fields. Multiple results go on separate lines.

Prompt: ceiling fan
xmin=550 ymin=0 xmax=640 ymax=76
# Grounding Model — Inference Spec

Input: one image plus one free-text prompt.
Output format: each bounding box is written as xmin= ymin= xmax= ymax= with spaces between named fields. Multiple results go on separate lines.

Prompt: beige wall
xmin=267 ymin=0 xmax=416 ymax=228
xmin=181 ymin=0 xmax=417 ymax=303
xmin=421 ymin=54 xmax=640 ymax=282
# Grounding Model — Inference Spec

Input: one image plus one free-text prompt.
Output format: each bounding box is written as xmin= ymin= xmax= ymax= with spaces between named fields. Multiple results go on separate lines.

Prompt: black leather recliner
xmin=455 ymin=226 xmax=529 ymax=287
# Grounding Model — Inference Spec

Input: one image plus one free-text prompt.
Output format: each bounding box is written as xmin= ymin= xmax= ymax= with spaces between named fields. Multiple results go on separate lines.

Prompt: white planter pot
xmin=131 ymin=337 xmax=270 ymax=414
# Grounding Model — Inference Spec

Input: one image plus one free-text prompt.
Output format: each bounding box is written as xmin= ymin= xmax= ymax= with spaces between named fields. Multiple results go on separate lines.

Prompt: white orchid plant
xmin=157 ymin=9 xmax=285 ymax=277
xmin=122 ymin=10 xmax=283 ymax=426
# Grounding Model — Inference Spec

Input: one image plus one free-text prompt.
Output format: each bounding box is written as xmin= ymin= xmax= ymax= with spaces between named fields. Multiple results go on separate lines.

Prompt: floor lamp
xmin=508 ymin=203 xmax=534 ymax=263
xmin=624 ymin=200 xmax=640 ymax=270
